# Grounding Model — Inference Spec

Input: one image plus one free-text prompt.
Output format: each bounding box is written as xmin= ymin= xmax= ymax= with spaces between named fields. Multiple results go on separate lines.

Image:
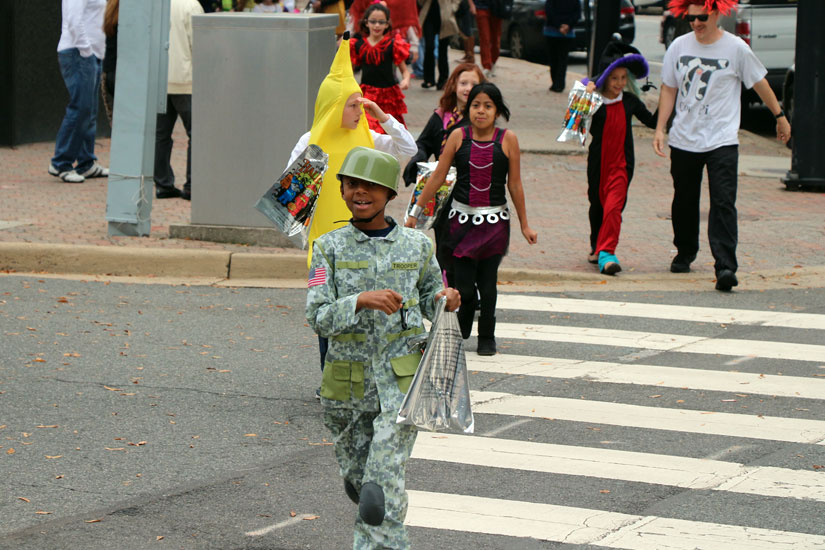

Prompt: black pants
xmin=423 ymin=2 xmax=449 ymax=85
xmin=670 ymin=145 xmax=739 ymax=274
xmin=545 ymin=36 xmax=570 ymax=90
xmin=154 ymin=94 xmax=192 ymax=192
xmin=454 ymin=254 xmax=502 ymax=339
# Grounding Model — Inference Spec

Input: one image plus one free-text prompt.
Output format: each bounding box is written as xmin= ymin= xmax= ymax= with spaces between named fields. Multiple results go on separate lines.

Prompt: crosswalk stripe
xmin=497 ymin=294 xmax=825 ymax=330
xmin=494 ymin=322 xmax=825 ymax=362
xmin=405 ymin=491 xmax=825 ymax=548
xmin=412 ymin=432 xmax=825 ymax=502
xmin=466 ymin=353 xmax=825 ymax=399
xmin=470 ymin=391 xmax=825 ymax=445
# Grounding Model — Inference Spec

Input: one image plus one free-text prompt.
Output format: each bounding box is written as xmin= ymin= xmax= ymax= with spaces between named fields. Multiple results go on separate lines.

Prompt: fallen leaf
xmin=45 ymin=455 xmax=62 ymax=459
xmin=244 ymin=434 xmax=257 ymax=437
xmin=813 ymin=465 xmax=824 ymax=470
xmin=303 ymin=515 xmax=320 ymax=521
xmin=33 ymin=358 xmax=46 ymax=363
xmin=156 ymin=535 xmax=164 ymax=541
xmin=103 ymin=386 xmax=122 ymax=392
xmin=35 ymin=511 xmax=52 ymax=515
xmin=36 ymin=425 xmax=59 ymax=428
xmin=105 ymin=447 xmax=125 ymax=451
xmin=18 ymin=497 xmax=30 ymax=503
xmin=7 ymin=448 xmax=15 ymax=455
xmin=649 ymin=395 xmax=662 ymax=398
xmin=599 ymin=490 xmax=610 ymax=494
xmin=85 ymin=518 xmax=102 ymax=523
xmin=290 ymin=511 xmax=297 ymax=517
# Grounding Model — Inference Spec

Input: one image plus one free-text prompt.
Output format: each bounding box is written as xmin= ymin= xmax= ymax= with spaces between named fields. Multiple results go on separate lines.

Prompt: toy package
xmin=557 ymin=81 xmax=603 ymax=146
xmin=255 ymin=145 xmax=328 ymax=248
xmin=406 ymin=162 xmax=457 ymax=230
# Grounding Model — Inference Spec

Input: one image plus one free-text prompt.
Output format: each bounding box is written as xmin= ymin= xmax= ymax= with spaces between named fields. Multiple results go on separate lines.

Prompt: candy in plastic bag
xmin=255 ymin=144 xmax=328 ymax=248
xmin=406 ymin=162 xmax=457 ymax=230
xmin=397 ymin=297 xmax=474 ymax=433
xmin=557 ymin=81 xmax=603 ymax=146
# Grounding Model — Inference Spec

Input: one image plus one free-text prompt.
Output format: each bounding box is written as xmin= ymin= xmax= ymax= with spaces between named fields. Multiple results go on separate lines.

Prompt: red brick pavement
xmin=1 ymin=50 xmax=822 ymax=278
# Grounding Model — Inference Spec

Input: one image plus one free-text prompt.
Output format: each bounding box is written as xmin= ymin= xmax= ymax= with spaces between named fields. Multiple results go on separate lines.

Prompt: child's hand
xmin=404 ymin=216 xmax=417 ymax=228
xmin=435 ymin=288 xmax=461 ymax=312
xmin=522 ymin=226 xmax=538 ymax=244
xmin=585 ymin=81 xmax=596 ymax=94
xmin=358 ymin=98 xmax=389 ymax=124
xmin=399 ymin=76 xmax=411 ymax=91
xmin=357 ymin=289 xmax=403 ymax=315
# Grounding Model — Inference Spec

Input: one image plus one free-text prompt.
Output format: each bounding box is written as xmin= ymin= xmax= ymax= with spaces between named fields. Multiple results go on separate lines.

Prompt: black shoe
xmin=477 ymin=337 xmax=497 ymax=356
xmin=344 ymin=480 xmax=359 ymax=504
xmin=421 ymin=81 xmax=436 ymax=89
xmin=181 ymin=188 xmax=191 ymax=201
xmin=436 ymin=78 xmax=447 ymax=90
xmin=715 ymin=269 xmax=738 ymax=291
xmin=670 ymin=253 xmax=696 ymax=273
xmin=156 ymin=186 xmax=182 ymax=199
xmin=549 ymin=85 xmax=565 ymax=93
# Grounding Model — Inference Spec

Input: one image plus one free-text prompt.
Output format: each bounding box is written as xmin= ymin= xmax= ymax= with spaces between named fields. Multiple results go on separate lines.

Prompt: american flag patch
xmin=307 ymin=267 xmax=327 ymax=288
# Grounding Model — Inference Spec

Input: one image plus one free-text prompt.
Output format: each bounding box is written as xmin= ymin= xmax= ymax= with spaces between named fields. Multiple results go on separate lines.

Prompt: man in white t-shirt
xmin=653 ymin=0 xmax=790 ymax=291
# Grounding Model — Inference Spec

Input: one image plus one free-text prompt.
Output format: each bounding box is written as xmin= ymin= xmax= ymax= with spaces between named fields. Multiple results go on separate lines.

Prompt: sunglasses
xmin=684 ymin=13 xmax=710 ymax=22
xmin=367 ymin=19 xmax=388 ymax=25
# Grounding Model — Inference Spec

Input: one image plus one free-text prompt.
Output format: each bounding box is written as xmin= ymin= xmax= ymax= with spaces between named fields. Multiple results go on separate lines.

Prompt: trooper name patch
xmin=392 ymin=262 xmax=419 ymax=270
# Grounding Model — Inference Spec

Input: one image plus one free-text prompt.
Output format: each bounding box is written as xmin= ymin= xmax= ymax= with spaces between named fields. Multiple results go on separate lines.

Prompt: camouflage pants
xmin=324 ymin=407 xmax=418 ymax=550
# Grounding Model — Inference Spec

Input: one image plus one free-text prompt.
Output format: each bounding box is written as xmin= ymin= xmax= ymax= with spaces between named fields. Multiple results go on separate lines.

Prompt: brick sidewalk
xmin=1 ymin=48 xmax=822 ymax=278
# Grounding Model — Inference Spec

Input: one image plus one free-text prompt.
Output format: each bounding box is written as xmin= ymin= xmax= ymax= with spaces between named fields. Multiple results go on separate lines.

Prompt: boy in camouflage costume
xmin=306 ymin=147 xmax=460 ymax=549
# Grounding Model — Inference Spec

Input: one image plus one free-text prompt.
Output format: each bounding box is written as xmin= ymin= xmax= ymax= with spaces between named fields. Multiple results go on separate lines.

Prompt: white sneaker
xmin=80 ymin=162 xmax=109 ymax=178
xmin=490 ymin=63 xmax=497 ymax=77
xmin=482 ymin=68 xmax=492 ymax=79
xmin=58 ymin=170 xmax=85 ymax=183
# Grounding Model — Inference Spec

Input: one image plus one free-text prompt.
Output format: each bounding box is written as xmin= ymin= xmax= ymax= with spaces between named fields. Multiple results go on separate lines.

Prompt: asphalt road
xmin=2 ymin=275 xmax=824 ymax=549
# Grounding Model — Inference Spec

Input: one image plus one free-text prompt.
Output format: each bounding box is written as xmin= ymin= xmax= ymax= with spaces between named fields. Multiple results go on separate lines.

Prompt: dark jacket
xmin=402 ymin=111 xmax=470 ymax=186
xmin=544 ymin=0 xmax=580 ymax=30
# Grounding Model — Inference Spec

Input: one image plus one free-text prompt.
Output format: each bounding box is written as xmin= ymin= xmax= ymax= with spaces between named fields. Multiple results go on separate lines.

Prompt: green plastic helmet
xmin=337 ymin=146 xmax=400 ymax=195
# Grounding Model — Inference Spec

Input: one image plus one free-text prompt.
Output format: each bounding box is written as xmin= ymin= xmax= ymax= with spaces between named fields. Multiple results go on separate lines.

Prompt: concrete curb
xmin=0 ymin=242 xmax=231 ymax=278
xmin=3 ymin=242 xmax=825 ymax=291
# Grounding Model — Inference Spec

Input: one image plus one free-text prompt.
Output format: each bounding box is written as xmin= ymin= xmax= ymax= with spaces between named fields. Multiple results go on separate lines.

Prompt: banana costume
xmin=307 ymin=39 xmax=374 ymax=262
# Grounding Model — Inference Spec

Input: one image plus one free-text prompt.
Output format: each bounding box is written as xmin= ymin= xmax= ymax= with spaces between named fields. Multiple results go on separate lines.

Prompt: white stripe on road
xmin=496 ymin=295 xmax=825 ymax=330
xmin=412 ymin=432 xmax=825 ymax=502
xmin=465 ymin=353 xmax=825 ymax=400
xmin=405 ymin=491 xmax=825 ymax=548
xmin=494 ymin=322 xmax=825 ymax=362
xmin=245 ymin=514 xmax=317 ymax=537
xmin=469 ymin=391 xmax=825 ymax=445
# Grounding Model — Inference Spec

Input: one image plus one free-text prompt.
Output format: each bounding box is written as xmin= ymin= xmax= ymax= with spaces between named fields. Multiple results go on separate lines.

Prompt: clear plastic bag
xmin=397 ymin=298 xmax=474 ymax=433
xmin=557 ymin=81 xmax=603 ymax=147
xmin=255 ymin=144 xmax=329 ymax=248
xmin=405 ymin=162 xmax=457 ymax=230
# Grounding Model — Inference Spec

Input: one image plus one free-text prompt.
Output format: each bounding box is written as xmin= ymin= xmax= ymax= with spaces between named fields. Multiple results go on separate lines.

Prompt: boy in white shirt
xmin=653 ymin=0 xmax=790 ymax=291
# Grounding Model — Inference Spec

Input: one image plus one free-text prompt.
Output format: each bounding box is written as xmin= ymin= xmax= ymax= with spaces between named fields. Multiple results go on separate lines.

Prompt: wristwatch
xmin=775 ymin=110 xmax=786 ymax=119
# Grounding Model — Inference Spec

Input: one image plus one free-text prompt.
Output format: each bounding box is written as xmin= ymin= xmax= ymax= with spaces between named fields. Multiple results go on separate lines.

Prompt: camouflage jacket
xmin=306 ymin=219 xmax=443 ymax=413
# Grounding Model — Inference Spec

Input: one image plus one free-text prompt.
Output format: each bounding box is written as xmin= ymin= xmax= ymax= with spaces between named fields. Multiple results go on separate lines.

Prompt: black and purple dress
xmin=438 ymin=126 xmax=511 ymax=268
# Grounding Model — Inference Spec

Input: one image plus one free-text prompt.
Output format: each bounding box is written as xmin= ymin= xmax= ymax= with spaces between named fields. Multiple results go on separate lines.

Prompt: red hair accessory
xmin=667 ymin=0 xmax=737 ymax=17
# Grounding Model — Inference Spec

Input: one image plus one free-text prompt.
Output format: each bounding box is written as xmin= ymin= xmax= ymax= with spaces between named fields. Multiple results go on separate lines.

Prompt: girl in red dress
xmin=350 ymin=3 xmax=412 ymax=133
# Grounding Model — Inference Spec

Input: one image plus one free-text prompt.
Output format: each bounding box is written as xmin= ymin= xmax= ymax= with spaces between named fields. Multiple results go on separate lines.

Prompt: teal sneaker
xmin=598 ymin=251 xmax=622 ymax=275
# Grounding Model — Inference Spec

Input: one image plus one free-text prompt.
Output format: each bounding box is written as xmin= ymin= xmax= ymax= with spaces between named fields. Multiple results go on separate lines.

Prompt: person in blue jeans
xmin=49 ymin=0 xmax=109 ymax=184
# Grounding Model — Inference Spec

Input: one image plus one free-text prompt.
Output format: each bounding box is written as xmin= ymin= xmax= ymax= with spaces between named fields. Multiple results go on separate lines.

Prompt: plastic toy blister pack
xmin=557 ymin=81 xmax=604 ymax=147
xmin=255 ymin=145 xmax=329 ymax=248
xmin=406 ymin=162 xmax=457 ymax=230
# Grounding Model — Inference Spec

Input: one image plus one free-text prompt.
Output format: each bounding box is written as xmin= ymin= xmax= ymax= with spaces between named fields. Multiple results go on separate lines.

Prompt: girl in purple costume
xmin=405 ymin=82 xmax=538 ymax=355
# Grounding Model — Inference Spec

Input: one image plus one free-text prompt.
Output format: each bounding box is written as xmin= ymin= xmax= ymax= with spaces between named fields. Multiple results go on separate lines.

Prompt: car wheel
xmin=509 ymin=26 xmax=525 ymax=60
xmin=663 ymin=21 xmax=676 ymax=50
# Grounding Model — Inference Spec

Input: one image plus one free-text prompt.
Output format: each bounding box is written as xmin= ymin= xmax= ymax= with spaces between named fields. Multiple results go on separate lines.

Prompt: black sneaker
xmin=715 ymin=269 xmax=739 ymax=291
xmin=156 ymin=186 xmax=182 ymax=199
xmin=314 ymin=387 xmax=321 ymax=400
xmin=670 ymin=253 xmax=696 ymax=273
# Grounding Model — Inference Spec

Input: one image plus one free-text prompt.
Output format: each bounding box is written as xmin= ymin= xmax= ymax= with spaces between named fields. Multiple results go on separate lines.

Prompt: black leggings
xmin=453 ymin=254 xmax=502 ymax=338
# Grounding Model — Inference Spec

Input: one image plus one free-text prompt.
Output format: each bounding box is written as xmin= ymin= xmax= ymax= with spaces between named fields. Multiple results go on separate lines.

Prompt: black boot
xmin=456 ymin=297 xmax=476 ymax=340
xmin=344 ymin=479 xmax=359 ymax=504
xmin=477 ymin=316 xmax=496 ymax=356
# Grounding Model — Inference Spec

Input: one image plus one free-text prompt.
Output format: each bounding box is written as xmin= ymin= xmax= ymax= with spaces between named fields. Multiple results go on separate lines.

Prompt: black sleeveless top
xmin=452 ymin=127 xmax=509 ymax=207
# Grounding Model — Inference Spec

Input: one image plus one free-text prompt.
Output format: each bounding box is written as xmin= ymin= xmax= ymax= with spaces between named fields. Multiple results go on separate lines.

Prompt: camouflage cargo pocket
xmin=321 ymin=360 xmax=365 ymax=401
xmin=390 ymin=353 xmax=421 ymax=394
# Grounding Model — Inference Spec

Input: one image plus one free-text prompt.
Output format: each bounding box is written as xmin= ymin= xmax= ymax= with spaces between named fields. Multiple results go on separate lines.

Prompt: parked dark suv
xmin=455 ymin=0 xmax=636 ymax=63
